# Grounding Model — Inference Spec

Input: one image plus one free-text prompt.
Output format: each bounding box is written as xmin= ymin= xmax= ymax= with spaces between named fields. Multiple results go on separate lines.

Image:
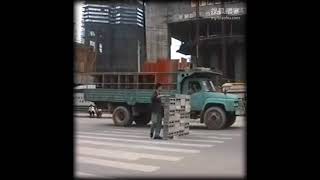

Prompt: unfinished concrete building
xmin=145 ymin=0 xmax=246 ymax=82
xmin=82 ymin=0 xmax=146 ymax=72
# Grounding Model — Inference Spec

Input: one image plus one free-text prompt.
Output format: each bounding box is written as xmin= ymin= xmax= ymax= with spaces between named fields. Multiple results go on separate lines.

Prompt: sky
xmin=74 ymin=2 xmax=190 ymax=61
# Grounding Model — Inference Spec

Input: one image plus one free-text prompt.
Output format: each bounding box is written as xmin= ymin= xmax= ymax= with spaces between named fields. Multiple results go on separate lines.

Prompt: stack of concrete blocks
xmin=162 ymin=96 xmax=176 ymax=139
xmin=175 ymin=94 xmax=191 ymax=136
xmin=162 ymin=94 xmax=191 ymax=140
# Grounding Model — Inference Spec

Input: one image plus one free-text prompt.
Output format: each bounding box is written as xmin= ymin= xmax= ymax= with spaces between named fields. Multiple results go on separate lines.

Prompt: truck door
xmin=187 ymin=81 xmax=205 ymax=111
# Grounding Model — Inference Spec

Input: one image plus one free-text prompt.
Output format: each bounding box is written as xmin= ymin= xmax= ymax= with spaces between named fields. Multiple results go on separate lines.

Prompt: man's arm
xmin=151 ymin=91 xmax=161 ymax=103
xmin=156 ymin=93 xmax=162 ymax=102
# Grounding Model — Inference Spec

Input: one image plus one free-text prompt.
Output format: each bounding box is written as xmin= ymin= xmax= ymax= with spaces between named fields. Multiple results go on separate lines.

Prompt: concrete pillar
xmin=145 ymin=2 xmax=169 ymax=62
xmin=221 ymin=20 xmax=227 ymax=78
xmin=167 ymin=25 xmax=171 ymax=58
xmin=209 ymin=51 xmax=219 ymax=70
xmin=234 ymin=46 xmax=246 ymax=82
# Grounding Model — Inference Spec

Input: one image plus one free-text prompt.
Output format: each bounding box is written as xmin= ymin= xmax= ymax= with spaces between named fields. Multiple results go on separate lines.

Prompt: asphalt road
xmin=75 ymin=113 xmax=246 ymax=179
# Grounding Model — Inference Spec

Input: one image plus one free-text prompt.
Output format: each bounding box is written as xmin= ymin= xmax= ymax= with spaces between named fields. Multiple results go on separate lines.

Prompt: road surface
xmin=75 ymin=113 xmax=245 ymax=179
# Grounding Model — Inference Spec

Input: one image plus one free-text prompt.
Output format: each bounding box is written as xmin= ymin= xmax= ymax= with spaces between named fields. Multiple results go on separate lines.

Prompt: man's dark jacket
xmin=151 ymin=90 xmax=163 ymax=114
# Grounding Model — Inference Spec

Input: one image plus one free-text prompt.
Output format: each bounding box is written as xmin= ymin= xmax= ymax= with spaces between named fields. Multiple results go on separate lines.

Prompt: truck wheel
xmin=203 ymin=107 xmax=227 ymax=130
xmin=224 ymin=115 xmax=236 ymax=128
xmin=112 ymin=106 xmax=133 ymax=126
xmin=134 ymin=113 xmax=151 ymax=126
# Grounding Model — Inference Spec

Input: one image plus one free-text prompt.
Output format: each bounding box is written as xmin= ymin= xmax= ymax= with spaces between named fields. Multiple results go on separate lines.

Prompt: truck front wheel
xmin=224 ymin=114 xmax=236 ymax=128
xmin=203 ymin=107 xmax=227 ymax=130
xmin=112 ymin=106 xmax=133 ymax=126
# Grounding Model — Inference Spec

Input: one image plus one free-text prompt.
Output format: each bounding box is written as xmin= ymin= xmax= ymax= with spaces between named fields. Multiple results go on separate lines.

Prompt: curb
xmin=74 ymin=113 xmax=112 ymax=118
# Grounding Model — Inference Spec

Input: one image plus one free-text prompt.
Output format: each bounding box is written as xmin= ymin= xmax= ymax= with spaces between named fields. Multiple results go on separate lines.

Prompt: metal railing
xmin=77 ymin=72 xmax=178 ymax=90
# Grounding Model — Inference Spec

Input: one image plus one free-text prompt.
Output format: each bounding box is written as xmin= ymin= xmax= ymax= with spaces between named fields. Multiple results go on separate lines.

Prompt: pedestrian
xmin=150 ymin=83 xmax=163 ymax=139
xmin=88 ymin=104 xmax=95 ymax=118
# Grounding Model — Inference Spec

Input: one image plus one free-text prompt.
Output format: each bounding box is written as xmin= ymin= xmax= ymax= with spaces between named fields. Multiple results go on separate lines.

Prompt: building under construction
xmin=82 ymin=0 xmax=145 ymax=72
xmin=145 ymin=0 xmax=246 ymax=82
xmin=78 ymin=0 xmax=246 ymax=83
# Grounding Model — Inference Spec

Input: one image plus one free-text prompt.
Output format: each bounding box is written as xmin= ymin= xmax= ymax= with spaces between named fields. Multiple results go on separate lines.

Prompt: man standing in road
xmin=150 ymin=83 xmax=163 ymax=139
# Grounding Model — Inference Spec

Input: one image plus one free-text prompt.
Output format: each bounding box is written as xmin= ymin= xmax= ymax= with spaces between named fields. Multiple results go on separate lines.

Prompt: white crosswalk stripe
xmin=78 ymin=147 xmax=183 ymax=161
xmin=106 ymin=130 xmax=153 ymax=135
xmin=78 ymin=131 xmax=224 ymax=143
xmin=77 ymin=135 xmax=213 ymax=147
xmin=173 ymin=138 xmax=224 ymax=143
xmin=78 ymin=131 xmax=150 ymax=139
xmin=193 ymin=136 xmax=233 ymax=140
xmin=107 ymin=130 xmax=233 ymax=140
xmin=78 ymin=156 xmax=160 ymax=172
xmin=76 ymin=171 xmax=97 ymax=177
xmin=110 ymin=128 xmax=241 ymax=137
xmin=78 ymin=139 xmax=201 ymax=153
xmin=78 ymin=147 xmax=139 ymax=161
xmin=189 ymin=131 xmax=241 ymax=137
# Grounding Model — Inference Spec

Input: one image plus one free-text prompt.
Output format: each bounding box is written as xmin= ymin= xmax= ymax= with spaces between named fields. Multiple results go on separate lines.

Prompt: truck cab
xmin=177 ymin=70 xmax=241 ymax=129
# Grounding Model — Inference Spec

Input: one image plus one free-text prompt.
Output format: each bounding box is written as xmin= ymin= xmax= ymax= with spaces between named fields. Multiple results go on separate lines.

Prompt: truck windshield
xmin=202 ymin=80 xmax=216 ymax=92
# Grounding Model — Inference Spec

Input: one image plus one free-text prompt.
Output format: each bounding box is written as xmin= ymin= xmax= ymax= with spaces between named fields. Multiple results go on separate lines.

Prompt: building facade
xmin=83 ymin=0 xmax=145 ymax=72
xmin=145 ymin=0 xmax=246 ymax=82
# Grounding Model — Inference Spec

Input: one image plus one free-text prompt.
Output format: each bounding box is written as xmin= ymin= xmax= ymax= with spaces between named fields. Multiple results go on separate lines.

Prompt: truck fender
xmin=200 ymin=98 xmax=227 ymax=123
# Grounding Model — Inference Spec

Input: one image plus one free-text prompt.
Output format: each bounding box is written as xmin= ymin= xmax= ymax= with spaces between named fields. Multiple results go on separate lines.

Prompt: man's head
xmin=156 ymin=83 xmax=162 ymax=90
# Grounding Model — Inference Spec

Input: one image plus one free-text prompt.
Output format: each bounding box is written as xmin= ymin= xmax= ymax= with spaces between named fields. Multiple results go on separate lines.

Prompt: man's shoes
xmin=154 ymin=136 xmax=163 ymax=140
xmin=150 ymin=132 xmax=153 ymax=138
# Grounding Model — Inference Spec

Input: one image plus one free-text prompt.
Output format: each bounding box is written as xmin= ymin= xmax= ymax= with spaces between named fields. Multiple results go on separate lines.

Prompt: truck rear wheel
xmin=203 ymin=107 xmax=227 ymax=130
xmin=112 ymin=106 xmax=133 ymax=126
xmin=134 ymin=113 xmax=151 ymax=126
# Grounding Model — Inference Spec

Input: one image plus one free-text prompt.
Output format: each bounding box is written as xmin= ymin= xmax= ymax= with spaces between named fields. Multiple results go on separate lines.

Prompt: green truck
xmin=81 ymin=68 xmax=243 ymax=130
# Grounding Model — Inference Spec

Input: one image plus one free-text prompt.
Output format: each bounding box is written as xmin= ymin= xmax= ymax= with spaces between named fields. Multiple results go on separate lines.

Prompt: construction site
xmin=74 ymin=0 xmax=246 ymax=85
